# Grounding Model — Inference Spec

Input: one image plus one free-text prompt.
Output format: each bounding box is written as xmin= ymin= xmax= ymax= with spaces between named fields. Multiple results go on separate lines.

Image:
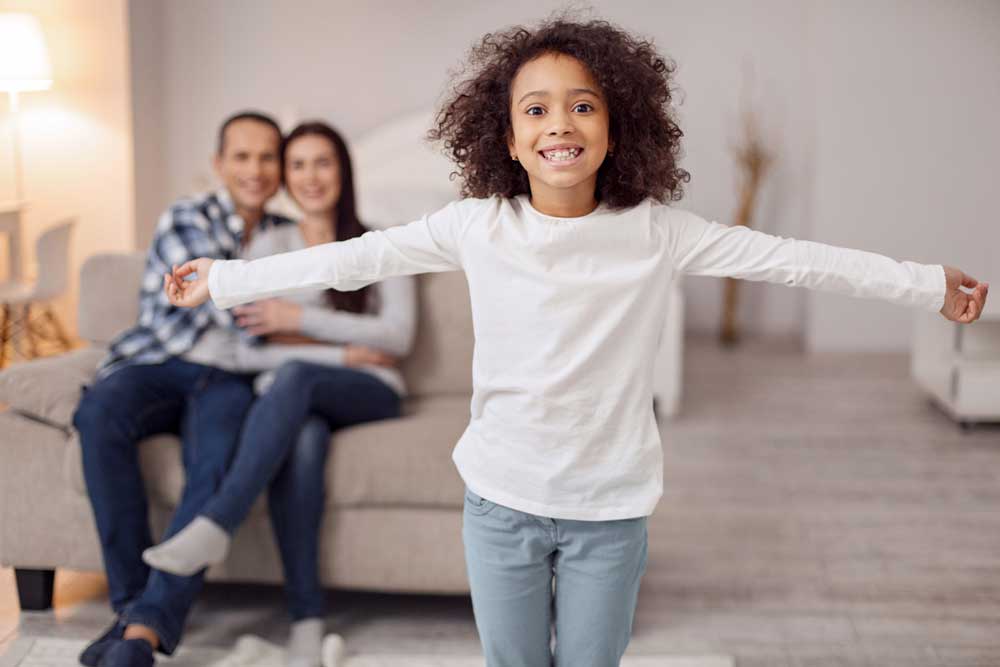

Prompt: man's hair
xmin=216 ymin=111 xmax=282 ymax=155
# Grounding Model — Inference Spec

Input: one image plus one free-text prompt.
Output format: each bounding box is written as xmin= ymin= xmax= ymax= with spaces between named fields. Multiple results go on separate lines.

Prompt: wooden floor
xmin=2 ymin=336 xmax=999 ymax=666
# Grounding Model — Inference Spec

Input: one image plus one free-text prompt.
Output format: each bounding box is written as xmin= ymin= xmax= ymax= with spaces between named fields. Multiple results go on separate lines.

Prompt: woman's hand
xmin=164 ymin=258 xmax=215 ymax=308
xmin=344 ymin=344 xmax=398 ymax=368
xmin=233 ymin=299 xmax=303 ymax=336
xmin=941 ymin=265 xmax=989 ymax=324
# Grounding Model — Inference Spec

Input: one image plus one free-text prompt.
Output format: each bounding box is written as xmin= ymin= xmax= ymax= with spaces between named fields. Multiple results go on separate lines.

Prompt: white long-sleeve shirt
xmin=208 ymin=195 xmax=946 ymax=520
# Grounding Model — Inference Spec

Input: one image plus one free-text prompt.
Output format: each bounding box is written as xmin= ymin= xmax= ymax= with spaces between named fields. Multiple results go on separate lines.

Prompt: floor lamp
xmin=0 ymin=12 xmax=52 ymax=366
xmin=0 ymin=12 xmax=52 ymax=202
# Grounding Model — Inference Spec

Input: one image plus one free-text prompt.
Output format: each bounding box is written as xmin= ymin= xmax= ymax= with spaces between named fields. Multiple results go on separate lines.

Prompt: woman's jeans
xmin=462 ymin=488 xmax=648 ymax=667
xmin=200 ymin=360 xmax=401 ymax=620
xmin=73 ymin=358 xmax=257 ymax=654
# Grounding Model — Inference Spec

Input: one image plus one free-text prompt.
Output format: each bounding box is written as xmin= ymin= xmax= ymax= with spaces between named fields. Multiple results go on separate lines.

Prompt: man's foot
xmin=79 ymin=619 xmax=125 ymax=667
xmin=141 ymin=516 xmax=230 ymax=576
xmin=287 ymin=618 xmax=323 ymax=667
xmin=96 ymin=639 xmax=154 ymax=667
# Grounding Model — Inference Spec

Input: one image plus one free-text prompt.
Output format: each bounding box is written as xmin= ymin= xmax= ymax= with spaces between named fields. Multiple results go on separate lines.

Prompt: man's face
xmin=213 ymin=119 xmax=281 ymax=216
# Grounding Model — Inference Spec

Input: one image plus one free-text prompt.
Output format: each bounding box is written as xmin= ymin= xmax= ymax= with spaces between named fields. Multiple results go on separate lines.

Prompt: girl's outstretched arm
xmin=163 ymin=200 xmax=472 ymax=310
xmin=665 ymin=209 xmax=989 ymax=324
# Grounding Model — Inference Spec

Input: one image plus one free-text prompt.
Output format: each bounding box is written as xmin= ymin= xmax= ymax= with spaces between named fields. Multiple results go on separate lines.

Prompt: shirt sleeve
xmin=298 ymin=275 xmax=417 ymax=357
xmin=209 ymin=199 xmax=472 ymax=310
xmin=662 ymin=207 xmax=946 ymax=313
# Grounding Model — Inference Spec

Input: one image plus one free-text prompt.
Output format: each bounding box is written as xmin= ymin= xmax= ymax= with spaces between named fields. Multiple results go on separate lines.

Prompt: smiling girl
xmin=163 ymin=17 xmax=987 ymax=667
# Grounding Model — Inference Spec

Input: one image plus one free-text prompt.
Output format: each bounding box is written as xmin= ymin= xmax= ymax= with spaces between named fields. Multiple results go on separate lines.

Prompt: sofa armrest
xmin=0 ymin=347 xmax=106 ymax=429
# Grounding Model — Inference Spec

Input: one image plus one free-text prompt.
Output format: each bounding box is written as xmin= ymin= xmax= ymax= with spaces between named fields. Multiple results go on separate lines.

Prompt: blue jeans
xmin=73 ymin=358 xmax=256 ymax=655
xmin=200 ymin=360 xmax=401 ymax=620
xmin=462 ymin=488 xmax=648 ymax=667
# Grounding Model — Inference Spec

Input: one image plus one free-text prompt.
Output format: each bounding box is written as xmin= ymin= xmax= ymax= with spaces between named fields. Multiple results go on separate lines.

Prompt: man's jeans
xmin=73 ymin=358 xmax=256 ymax=655
xmin=200 ymin=360 xmax=401 ymax=620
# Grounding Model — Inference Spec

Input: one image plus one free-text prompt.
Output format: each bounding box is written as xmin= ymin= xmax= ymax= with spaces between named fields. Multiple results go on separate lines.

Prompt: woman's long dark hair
xmin=282 ymin=121 xmax=370 ymax=314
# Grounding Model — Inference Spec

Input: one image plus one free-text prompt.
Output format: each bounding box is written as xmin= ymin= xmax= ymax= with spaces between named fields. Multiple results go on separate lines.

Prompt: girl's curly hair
xmin=428 ymin=16 xmax=690 ymax=208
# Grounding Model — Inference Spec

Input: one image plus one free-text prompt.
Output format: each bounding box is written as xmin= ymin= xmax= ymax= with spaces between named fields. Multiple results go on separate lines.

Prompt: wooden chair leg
xmin=24 ymin=303 xmax=39 ymax=359
xmin=0 ymin=304 xmax=10 ymax=368
xmin=43 ymin=305 xmax=71 ymax=350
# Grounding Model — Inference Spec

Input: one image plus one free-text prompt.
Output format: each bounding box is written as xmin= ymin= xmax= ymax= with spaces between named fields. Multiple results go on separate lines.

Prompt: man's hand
xmin=344 ymin=344 xmax=397 ymax=368
xmin=233 ymin=299 xmax=302 ymax=336
xmin=941 ymin=265 xmax=989 ymax=324
xmin=163 ymin=258 xmax=215 ymax=308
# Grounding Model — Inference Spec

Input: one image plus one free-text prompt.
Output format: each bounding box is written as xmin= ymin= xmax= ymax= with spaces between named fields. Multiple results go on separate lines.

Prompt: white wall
xmin=0 ymin=0 xmax=134 ymax=336
xmin=806 ymin=0 xmax=1000 ymax=351
xmin=128 ymin=0 xmax=999 ymax=350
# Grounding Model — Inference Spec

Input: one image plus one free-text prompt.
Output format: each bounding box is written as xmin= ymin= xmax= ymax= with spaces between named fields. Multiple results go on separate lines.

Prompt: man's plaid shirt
xmin=96 ymin=189 xmax=293 ymax=380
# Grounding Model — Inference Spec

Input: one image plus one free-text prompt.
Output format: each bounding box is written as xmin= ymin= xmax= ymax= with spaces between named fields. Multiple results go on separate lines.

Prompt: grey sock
xmin=141 ymin=515 xmax=230 ymax=576
xmin=287 ymin=618 xmax=324 ymax=667
xmin=321 ymin=633 xmax=346 ymax=667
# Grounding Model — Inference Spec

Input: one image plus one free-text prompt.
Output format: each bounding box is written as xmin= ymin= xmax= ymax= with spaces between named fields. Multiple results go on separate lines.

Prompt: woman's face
xmin=284 ymin=134 xmax=342 ymax=216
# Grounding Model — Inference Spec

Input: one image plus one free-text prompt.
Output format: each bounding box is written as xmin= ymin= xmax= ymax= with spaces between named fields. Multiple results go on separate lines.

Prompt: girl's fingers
xmin=961 ymin=273 xmax=978 ymax=289
xmin=174 ymin=260 xmax=199 ymax=278
xmin=966 ymin=299 xmax=979 ymax=322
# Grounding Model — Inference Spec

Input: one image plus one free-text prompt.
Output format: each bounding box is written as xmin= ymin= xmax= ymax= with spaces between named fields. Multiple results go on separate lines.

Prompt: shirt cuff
xmin=207 ymin=259 xmax=232 ymax=310
xmin=928 ymin=264 xmax=947 ymax=313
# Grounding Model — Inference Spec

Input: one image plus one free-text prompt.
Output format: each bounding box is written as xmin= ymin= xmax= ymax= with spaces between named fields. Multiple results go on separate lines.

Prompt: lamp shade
xmin=0 ymin=13 xmax=52 ymax=92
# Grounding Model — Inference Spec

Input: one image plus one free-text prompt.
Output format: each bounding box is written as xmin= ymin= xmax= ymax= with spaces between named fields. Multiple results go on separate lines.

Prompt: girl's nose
xmin=546 ymin=110 xmax=575 ymax=136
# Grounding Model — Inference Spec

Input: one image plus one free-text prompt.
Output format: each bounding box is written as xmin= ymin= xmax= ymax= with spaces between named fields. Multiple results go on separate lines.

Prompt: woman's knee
xmin=272 ymin=359 xmax=315 ymax=386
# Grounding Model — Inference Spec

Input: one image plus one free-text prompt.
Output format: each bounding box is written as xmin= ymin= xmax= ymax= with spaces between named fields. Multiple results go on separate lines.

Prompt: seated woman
xmin=143 ymin=121 xmax=417 ymax=667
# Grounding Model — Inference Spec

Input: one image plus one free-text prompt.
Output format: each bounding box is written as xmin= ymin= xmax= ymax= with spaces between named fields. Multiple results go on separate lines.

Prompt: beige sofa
xmin=0 ymin=251 xmax=477 ymax=609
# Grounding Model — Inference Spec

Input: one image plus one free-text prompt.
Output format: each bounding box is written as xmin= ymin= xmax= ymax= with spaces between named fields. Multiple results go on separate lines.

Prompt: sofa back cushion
xmin=78 ymin=252 xmax=145 ymax=345
xmin=399 ymin=271 xmax=474 ymax=396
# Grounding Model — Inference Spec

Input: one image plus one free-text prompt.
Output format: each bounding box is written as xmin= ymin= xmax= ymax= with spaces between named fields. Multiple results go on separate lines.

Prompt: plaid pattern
xmin=96 ymin=189 xmax=293 ymax=380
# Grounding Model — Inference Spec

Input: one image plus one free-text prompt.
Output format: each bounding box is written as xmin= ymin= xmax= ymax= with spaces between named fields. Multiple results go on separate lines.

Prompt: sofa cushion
xmin=329 ymin=394 xmax=470 ymax=507
xmin=399 ymin=272 xmax=474 ymax=397
xmin=0 ymin=347 xmax=105 ymax=428
xmin=65 ymin=394 xmax=472 ymax=511
xmin=78 ymin=252 xmax=145 ymax=345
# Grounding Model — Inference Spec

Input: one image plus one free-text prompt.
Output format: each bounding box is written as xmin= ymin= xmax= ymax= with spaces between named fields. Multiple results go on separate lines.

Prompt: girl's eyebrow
xmin=517 ymin=88 xmax=600 ymax=105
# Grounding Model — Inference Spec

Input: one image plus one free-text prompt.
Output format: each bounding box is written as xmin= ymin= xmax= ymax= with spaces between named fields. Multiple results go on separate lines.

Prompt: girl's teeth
xmin=544 ymin=148 xmax=580 ymax=161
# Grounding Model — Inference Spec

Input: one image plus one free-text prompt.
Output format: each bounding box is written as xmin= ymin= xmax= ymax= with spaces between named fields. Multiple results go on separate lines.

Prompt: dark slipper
xmin=96 ymin=639 xmax=155 ymax=667
xmin=78 ymin=619 xmax=125 ymax=667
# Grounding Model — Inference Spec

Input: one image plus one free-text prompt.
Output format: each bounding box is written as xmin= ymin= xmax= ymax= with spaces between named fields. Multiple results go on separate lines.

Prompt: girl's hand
xmin=233 ymin=299 xmax=303 ymax=336
xmin=163 ymin=258 xmax=215 ymax=308
xmin=940 ymin=265 xmax=989 ymax=324
xmin=344 ymin=344 xmax=398 ymax=368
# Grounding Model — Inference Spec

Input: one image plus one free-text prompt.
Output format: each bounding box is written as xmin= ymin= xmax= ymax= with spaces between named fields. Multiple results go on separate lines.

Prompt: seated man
xmin=72 ymin=111 xmax=292 ymax=667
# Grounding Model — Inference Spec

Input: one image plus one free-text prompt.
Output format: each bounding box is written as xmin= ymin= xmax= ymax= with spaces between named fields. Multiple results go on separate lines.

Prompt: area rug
xmin=0 ymin=637 xmax=735 ymax=667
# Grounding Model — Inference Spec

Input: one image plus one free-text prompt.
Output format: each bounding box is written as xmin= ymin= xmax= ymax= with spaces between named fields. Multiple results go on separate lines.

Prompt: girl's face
xmin=284 ymin=134 xmax=342 ymax=216
xmin=508 ymin=53 xmax=612 ymax=209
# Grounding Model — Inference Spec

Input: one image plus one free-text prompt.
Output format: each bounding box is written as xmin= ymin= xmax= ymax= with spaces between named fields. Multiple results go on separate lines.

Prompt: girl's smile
xmin=538 ymin=143 xmax=585 ymax=167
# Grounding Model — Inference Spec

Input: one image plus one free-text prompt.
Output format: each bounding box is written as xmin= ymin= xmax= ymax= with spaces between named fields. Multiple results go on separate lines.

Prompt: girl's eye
xmin=526 ymin=106 xmax=544 ymax=116
xmin=573 ymin=103 xmax=594 ymax=113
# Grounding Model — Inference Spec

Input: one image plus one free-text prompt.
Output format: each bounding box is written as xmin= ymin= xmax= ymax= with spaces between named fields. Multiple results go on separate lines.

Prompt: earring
xmin=511 ymin=155 xmax=518 ymax=161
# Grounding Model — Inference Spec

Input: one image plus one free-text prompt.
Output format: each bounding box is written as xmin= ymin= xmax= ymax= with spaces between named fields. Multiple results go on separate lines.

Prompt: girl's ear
xmin=507 ymin=132 xmax=517 ymax=160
